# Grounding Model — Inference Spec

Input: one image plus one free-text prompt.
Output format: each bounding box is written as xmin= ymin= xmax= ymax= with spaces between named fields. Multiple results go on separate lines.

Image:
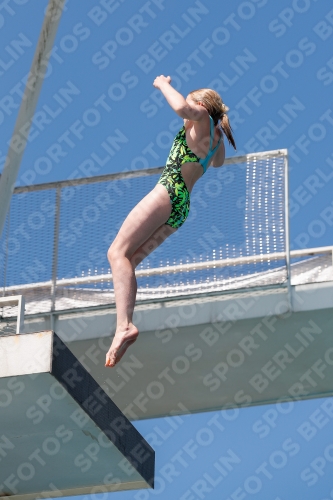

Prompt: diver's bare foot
xmin=105 ymin=324 xmax=139 ymax=367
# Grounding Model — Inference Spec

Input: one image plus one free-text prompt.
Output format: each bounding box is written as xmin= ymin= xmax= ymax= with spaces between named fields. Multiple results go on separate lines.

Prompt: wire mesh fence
xmin=0 ymin=150 xmax=288 ymax=317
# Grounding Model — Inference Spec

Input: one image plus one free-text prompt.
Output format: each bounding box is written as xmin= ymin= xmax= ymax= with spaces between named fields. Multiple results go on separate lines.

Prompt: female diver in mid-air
xmin=105 ymin=75 xmax=236 ymax=367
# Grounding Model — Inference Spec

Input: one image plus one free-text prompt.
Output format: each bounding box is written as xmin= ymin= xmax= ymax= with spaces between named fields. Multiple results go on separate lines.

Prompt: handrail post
xmin=51 ymin=187 xmax=61 ymax=327
xmin=17 ymin=295 xmax=25 ymax=334
xmin=2 ymin=209 xmax=10 ymax=298
xmin=284 ymin=151 xmax=292 ymax=311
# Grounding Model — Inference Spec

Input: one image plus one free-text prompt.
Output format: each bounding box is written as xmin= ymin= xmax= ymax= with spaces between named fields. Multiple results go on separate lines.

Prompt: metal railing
xmin=0 ymin=295 xmax=25 ymax=333
xmin=2 ymin=246 xmax=332 ymax=291
xmin=2 ymin=244 xmax=332 ymax=311
xmin=5 ymin=148 xmax=330 ymax=317
xmin=8 ymin=149 xmax=286 ymax=194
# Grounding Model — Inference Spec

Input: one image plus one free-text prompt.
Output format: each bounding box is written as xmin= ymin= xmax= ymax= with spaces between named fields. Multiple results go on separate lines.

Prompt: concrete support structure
xmin=0 ymin=331 xmax=154 ymax=498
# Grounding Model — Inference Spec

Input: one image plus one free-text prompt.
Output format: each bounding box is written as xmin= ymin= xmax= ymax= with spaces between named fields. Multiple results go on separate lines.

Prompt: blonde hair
xmin=189 ymin=88 xmax=236 ymax=150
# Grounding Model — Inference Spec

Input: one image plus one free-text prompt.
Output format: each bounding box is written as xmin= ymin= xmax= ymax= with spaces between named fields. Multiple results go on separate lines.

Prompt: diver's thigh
xmin=110 ymin=185 xmax=172 ymax=257
xmin=130 ymin=223 xmax=177 ymax=268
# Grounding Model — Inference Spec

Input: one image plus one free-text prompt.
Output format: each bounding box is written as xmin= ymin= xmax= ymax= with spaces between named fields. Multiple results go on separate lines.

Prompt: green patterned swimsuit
xmin=158 ymin=116 xmax=221 ymax=228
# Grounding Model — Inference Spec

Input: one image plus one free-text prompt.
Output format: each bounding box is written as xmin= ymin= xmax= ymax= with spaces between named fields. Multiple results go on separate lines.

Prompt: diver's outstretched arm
xmin=153 ymin=75 xmax=207 ymax=121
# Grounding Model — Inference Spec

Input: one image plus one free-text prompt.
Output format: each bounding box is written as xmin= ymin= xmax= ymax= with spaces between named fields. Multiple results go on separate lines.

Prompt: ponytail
xmin=189 ymin=88 xmax=237 ymax=150
xmin=220 ymin=113 xmax=236 ymax=150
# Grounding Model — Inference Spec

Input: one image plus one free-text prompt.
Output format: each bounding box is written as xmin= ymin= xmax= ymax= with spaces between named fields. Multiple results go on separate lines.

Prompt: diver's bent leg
xmin=130 ymin=223 xmax=177 ymax=269
xmin=105 ymin=186 xmax=173 ymax=367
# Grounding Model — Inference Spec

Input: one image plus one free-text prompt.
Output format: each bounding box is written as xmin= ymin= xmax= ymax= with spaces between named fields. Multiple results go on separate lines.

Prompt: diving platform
xmin=1 ymin=152 xmax=333 ymax=420
xmin=20 ymin=270 xmax=333 ymax=421
xmin=0 ymin=331 xmax=154 ymax=499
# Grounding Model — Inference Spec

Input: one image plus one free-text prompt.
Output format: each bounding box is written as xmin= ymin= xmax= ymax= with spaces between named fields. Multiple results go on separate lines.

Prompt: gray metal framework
xmin=0 ymin=0 xmax=66 ymax=237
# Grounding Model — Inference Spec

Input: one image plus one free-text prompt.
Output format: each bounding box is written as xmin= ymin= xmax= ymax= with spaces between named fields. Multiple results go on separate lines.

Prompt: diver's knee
xmin=107 ymin=243 xmax=118 ymax=263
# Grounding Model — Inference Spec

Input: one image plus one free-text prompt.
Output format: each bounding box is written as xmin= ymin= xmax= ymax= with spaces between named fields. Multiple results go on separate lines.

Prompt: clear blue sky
xmin=1 ymin=0 xmax=333 ymax=250
xmin=1 ymin=0 xmax=333 ymax=498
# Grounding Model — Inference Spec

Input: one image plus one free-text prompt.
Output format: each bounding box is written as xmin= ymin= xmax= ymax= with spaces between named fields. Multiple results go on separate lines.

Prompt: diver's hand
xmin=153 ymin=75 xmax=171 ymax=89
